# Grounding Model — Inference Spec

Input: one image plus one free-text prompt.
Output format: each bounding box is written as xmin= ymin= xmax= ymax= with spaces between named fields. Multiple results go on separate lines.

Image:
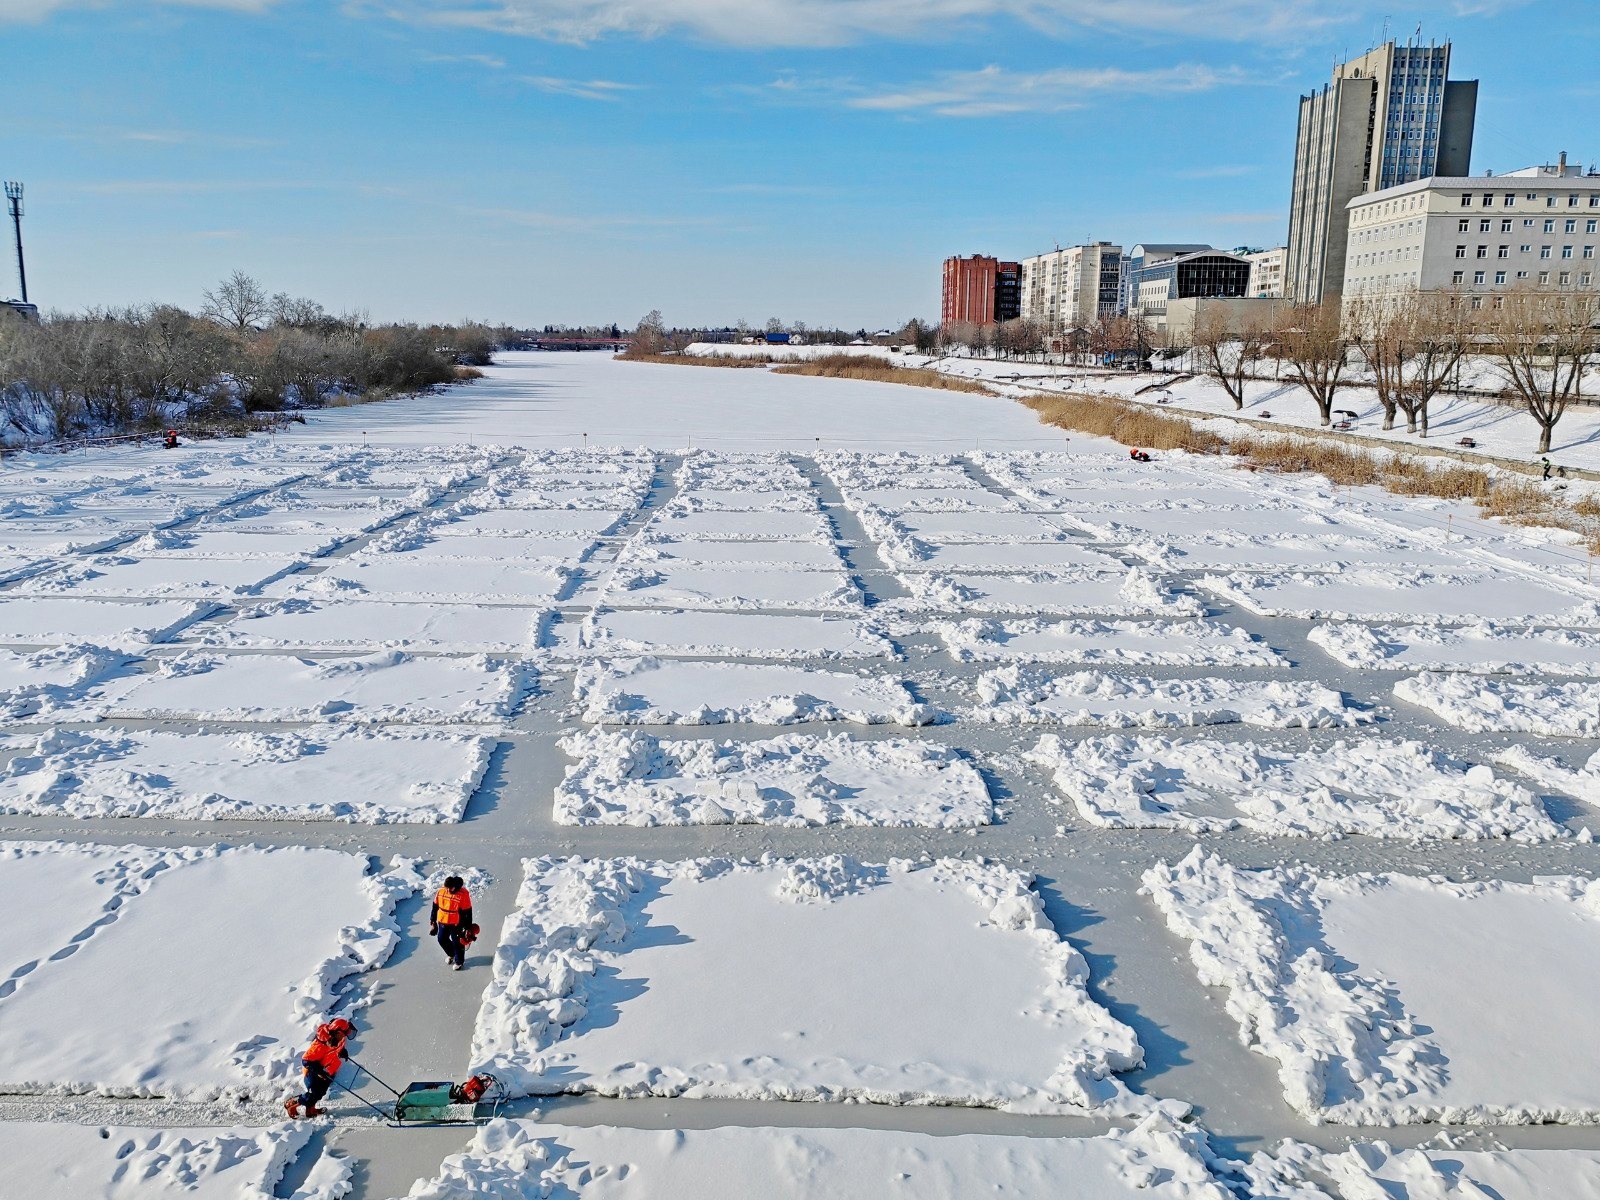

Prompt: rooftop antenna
xmin=4 ymin=182 xmax=26 ymax=305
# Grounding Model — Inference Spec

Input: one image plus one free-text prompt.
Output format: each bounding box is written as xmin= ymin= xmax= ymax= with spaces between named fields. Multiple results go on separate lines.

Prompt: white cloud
xmin=0 ymin=0 xmax=275 ymax=20
xmin=520 ymin=74 xmax=641 ymax=100
xmin=845 ymin=63 xmax=1258 ymax=118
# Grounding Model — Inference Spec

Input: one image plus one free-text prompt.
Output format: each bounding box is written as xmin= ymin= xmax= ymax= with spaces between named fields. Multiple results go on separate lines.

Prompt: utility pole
xmin=4 ymin=182 xmax=26 ymax=304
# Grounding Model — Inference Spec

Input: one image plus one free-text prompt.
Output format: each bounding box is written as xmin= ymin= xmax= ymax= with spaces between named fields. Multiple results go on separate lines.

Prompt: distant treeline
xmin=0 ymin=271 xmax=516 ymax=445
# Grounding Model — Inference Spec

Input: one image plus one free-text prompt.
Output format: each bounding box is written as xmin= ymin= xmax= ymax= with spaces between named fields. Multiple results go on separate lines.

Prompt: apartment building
xmin=1244 ymin=246 xmax=1287 ymax=297
xmin=941 ymin=255 xmax=1022 ymax=326
xmin=1019 ymin=242 xmax=1124 ymax=330
xmin=1286 ymin=39 xmax=1477 ymax=303
xmin=1341 ymin=157 xmax=1600 ymax=312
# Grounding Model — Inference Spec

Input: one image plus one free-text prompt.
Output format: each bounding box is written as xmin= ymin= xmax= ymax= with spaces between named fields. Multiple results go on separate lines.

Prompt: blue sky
xmin=2 ymin=0 xmax=1593 ymax=328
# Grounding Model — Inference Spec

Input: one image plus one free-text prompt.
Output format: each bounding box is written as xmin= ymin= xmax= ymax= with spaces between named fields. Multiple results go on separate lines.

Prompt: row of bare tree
xmin=1189 ymin=286 xmax=1600 ymax=453
xmin=0 ymin=272 xmax=513 ymax=444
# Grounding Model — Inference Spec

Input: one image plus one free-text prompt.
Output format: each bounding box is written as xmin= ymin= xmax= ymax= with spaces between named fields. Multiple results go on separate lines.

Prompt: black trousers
xmin=437 ymin=924 xmax=468 ymax=966
xmin=298 ymin=1066 xmax=333 ymax=1107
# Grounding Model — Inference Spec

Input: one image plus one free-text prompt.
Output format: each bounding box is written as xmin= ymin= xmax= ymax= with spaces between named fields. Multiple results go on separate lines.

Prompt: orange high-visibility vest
xmin=435 ymin=887 xmax=470 ymax=925
xmin=302 ymin=1038 xmax=343 ymax=1076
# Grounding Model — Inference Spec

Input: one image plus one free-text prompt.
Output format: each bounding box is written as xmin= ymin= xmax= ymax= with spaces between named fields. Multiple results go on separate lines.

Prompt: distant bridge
xmin=525 ymin=335 xmax=632 ymax=352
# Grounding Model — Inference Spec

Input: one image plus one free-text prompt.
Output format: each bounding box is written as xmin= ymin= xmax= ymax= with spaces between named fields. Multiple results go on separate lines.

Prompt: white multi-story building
xmin=1342 ymin=157 xmax=1600 ymax=313
xmin=1244 ymin=247 xmax=1287 ymax=297
xmin=1019 ymin=242 xmax=1124 ymax=330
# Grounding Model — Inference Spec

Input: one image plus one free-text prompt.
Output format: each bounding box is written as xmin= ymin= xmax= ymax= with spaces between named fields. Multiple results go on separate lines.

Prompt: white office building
xmin=1342 ymin=157 xmax=1600 ymax=313
xmin=1019 ymin=242 xmax=1125 ymax=330
xmin=1244 ymin=247 xmax=1287 ymax=297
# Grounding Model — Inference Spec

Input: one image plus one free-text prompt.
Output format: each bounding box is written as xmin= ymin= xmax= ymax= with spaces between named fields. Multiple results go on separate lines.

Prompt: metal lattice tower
xmin=5 ymin=182 xmax=26 ymax=305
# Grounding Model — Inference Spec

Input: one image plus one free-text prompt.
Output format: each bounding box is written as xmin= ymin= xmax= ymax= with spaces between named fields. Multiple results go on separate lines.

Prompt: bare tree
xmin=1191 ymin=303 xmax=1269 ymax=409
xmin=201 ymin=270 xmax=269 ymax=331
xmin=1348 ymin=292 xmax=1407 ymax=430
xmin=1483 ymin=286 xmax=1600 ymax=454
xmin=1394 ymin=289 xmax=1471 ymax=438
xmin=630 ymin=309 xmax=668 ymax=355
xmin=1275 ymin=301 xmax=1351 ymax=426
xmin=764 ymin=317 xmax=783 ymax=334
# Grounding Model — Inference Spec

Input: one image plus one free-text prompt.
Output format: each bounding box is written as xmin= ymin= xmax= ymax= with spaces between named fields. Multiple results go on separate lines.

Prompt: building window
xmin=1470 ymin=296 xmax=1483 ymax=309
xmin=1495 ymin=271 xmax=1507 ymax=284
xmin=1586 ymin=246 xmax=1596 ymax=258
xmin=1517 ymin=271 xmax=1529 ymax=279
xmin=1477 ymin=246 xmax=1488 ymax=258
xmin=1501 ymin=219 xmax=1514 ymax=232
xmin=1548 ymin=196 xmax=1558 ymax=207
xmin=1457 ymin=218 xmax=1470 ymax=232
xmin=1505 ymin=194 xmax=1516 ymax=207
xmin=1455 ymin=245 xmax=1467 ymax=258
xmin=1473 ymin=271 xmax=1486 ymax=284
xmin=1460 ymin=194 xmax=1473 ymax=207
xmin=1480 ymin=219 xmax=1492 ymax=232
xmin=1482 ymin=193 xmax=1494 ymax=206
xmin=1560 ymin=271 xmax=1572 ymax=285
xmin=1541 ymin=246 xmax=1552 ymax=259
xmin=1545 ymin=219 xmax=1556 ymax=232
xmin=1498 ymin=245 xmax=1509 ymax=258
xmin=1520 ymin=244 xmax=1532 ymax=253
xmin=1452 ymin=271 xmax=1465 ymax=284
xmin=1567 ymin=219 xmax=1579 ymax=233
xmin=1591 ymin=195 xmax=1600 ymax=207
xmin=1584 ymin=273 xmax=1594 ymax=286
xmin=1588 ymin=220 xmax=1598 ymax=233
xmin=1571 ymin=194 xmax=1581 ymax=207
xmin=1563 ymin=246 xmax=1574 ymax=258
xmin=1539 ymin=271 xmax=1550 ymax=284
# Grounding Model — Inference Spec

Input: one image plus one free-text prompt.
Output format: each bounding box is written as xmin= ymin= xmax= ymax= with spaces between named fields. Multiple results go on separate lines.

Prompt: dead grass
xmin=773 ymin=353 xmax=995 ymax=395
xmin=453 ymin=365 xmax=486 ymax=380
xmin=616 ymin=351 xmax=776 ymax=368
xmin=1029 ymin=387 xmax=1600 ymax=554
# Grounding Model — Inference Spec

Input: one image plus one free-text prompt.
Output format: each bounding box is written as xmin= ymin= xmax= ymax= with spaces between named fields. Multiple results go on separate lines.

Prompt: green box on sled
xmin=394 ymin=1081 xmax=497 ymax=1124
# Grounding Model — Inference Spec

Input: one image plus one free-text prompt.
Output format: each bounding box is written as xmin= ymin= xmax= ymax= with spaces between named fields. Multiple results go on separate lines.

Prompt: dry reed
xmin=773 ymin=354 xmax=994 ymax=395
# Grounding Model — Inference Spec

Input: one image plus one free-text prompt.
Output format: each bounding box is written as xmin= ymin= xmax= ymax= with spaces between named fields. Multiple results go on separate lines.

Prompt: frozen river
xmin=2 ymin=352 xmax=1599 ymax=1199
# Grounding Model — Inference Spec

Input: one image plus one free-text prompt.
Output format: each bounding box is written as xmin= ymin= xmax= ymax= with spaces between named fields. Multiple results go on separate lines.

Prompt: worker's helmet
xmin=444 ymin=875 xmax=464 ymax=891
xmin=328 ymin=1018 xmax=356 ymax=1037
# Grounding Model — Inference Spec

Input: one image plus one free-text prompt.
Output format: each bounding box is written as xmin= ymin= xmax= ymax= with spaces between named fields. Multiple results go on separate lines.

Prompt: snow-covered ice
xmin=1144 ymin=847 xmax=1600 ymax=1123
xmin=975 ymin=668 xmax=1365 ymax=729
xmin=0 ymin=1120 xmax=347 ymax=1200
xmin=0 ymin=841 xmax=413 ymax=1096
xmin=0 ymin=597 xmax=214 ymax=647
xmin=1494 ymin=745 xmax=1600 ymax=808
xmin=891 ymin=569 xmax=1202 ymax=617
xmin=425 ymin=507 xmax=633 ymax=537
xmin=0 ymin=726 xmax=494 ymax=821
xmin=85 ymin=650 xmax=531 ymax=724
xmin=14 ymin=554 xmax=305 ymax=599
xmin=1308 ymin=621 xmax=1600 ymax=675
xmin=642 ymin=506 xmax=830 ymax=541
xmin=569 ymin=608 xmax=893 ymax=659
xmin=601 ymin=564 xmax=860 ymax=612
xmin=936 ymin=617 xmax=1283 ymax=665
xmin=880 ymin=539 xmax=1123 ymax=573
xmin=404 ymin=1118 xmax=1231 ymax=1200
xmin=205 ymin=600 xmax=542 ymax=652
xmin=555 ymin=728 xmax=989 ymax=827
xmin=617 ymin=536 xmax=844 ymax=570
xmin=270 ymin=557 xmax=574 ymax=604
xmin=573 ymin=658 xmax=937 ymax=725
xmin=1396 ymin=672 xmax=1600 ymax=736
xmin=1031 ymin=735 xmax=1559 ymax=839
xmin=1246 ymin=1139 xmax=1600 ymax=1200
xmin=0 ymin=643 xmax=132 ymax=718
xmin=1203 ymin=569 xmax=1600 ymax=626
xmin=471 ymin=855 xmax=1144 ymax=1112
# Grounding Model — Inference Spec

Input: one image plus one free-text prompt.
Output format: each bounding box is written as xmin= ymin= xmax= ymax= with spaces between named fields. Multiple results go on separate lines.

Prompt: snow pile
xmin=1245 ymin=1139 xmax=1600 ymax=1200
xmin=643 ymin=505 xmax=830 ymax=541
xmin=0 ymin=643 xmax=132 ymax=719
xmin=601 ymin=564 xmax=861 ymax=612
xmin=269 ymin=558 xmax=575 ymax=605
xmin=574 ymin=658 xmax=939 ymax=725
xmin=617 ymin=535 xmax=845 ymax=571
xmin=879 ymin=538 xmax=1122 ymax=573
xmin=207 ymin=599 xmax=543 ymax=652
xmin=90 ymin=650 xmax=532 ymax=724
xmin=1309 ymin=621 xmax=1600 ymax=674
xmin=1395 ymin=672 xmax=1600 ymax=736
xmin=1495 ymin=745 xmax=1600 ymax=807
xmin=0 ymin=841 xmax=415 ymax=1097
xmin=0 ymin=1121 xmax=348 ymax=1200
xmin=426 ymin=507 xmax=633 ymax=537
xmin=555 ymin=728 xmax=990 ymax=827
xmin=0 ymin=726 xmax=494 ymax=822
xmin=1202 ymin=568 xmax=1600 ymax=626
xmin=976 ymin=668 xmax=1364 ymax=729
xmin=856 ymin=506 xmax=1076 ymax=545
xmin=891 ymin=569 xmax=1203 ymax=617
xmin=572 ymin=608 xmax=893 ymax=660
xmin=362 ymin=526 xmax=601 ymax=564
xmin=470 ymin=855 xmax=1145 ymax=1113
xmin=0 ymin=597 xmax=214 ymax=647
xmin=403 ymin=1117 xmax=1232 ymax=1200
xmin=1030 ymin=735 xmax=1559 ymax=840
xmin=938 ymin=617 xmax=1283 ymax=666
xmin=1127 ymin=531 xmax=1467 ymax=574
xmin=1144 ymin=847 xmax=1600 ymax=1123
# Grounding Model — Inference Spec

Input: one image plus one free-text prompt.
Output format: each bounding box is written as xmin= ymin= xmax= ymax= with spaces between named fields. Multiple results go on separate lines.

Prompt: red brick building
xmin=941 ymin=255 xmax=1022 ymax=326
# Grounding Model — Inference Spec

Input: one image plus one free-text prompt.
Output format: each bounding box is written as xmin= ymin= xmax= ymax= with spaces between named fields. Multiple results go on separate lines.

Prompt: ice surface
xmin=0 ymin=643 xmax=132 ymax=718
xmin=937 ymin=617 xmax=1283 ymax=665
xmin=891 ymin=570 xmax=1202 ymax=616
xmin=1202 ymin=569 xmax=1600 ymax=625
xmin=0 ymin=597 xmax=214 ymax=647
xmin=270 ymin=558 xmax=573 ymax=604
xmin=574 ymin=658 xmax=937 ymax=725
xmin=1308 ymin=621 xmax=1600 ymax=675
xmin=556 ymin=728 xmax=989 ymax=827
xmin=0 ymin=1120 xmax=343 ymax=1200
xmin=419 ymin=508 xmax=632 ymax=537
xmin=14 ymin=554 xmax=304 ymax=599
xmin=618 ymin=536 xmax=844 ymax=570
xmin=976 ymin=668 xmax=1365 ymax=729
xmin=672 ymin=488 xmax=818 ymax=512
xmin=88 ymin=650 xmax=531 ymax=724
xmin=1246 ymin=1139 xmax=1600 ymax=1200
xmin=1126 ymin=532 xmax=1466 ymax=573
xmin=471 ymin=855 xmax=1144 ymax=1112
xmin=0 ymin=726 xmax=494 ymax=821
xmin=881 ymin=539 xmax=1124 ymax=573
xmin=404 ymin=1118 xmax=1232 ymax=1200
xmin=643 ymin=506 xmax=830 ymax=541
xmin=860 ymin=508 xmax=1077 ymax=543
xmin=845 ymin=486 xmax=1016 ymax=512
xmin=1145 ymin=848 xmax=1600 ymax=1122
xmin=362 ymin=528 xmax=600 ymax=564
xmin=128 ymin=527 xmax=351 ymax=559
xmin=601 ymin=564 xmax=861 ymax=612
xmin=1032 ymin=735 xmax=1558 ymax=839
xmin=1396 ymin=672 xmax=1600 ymax=736
xmin=0 ymin=842 xmax=413 ymax=1097
xmin=570 ymin=608 xmax=893 ymax=659
xmin=206 ymin=600 xmax=542 ymax=652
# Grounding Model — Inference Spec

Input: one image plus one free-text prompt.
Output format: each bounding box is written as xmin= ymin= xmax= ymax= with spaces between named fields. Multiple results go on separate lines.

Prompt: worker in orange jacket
xmin=430 ymin=875 xmax=476 ymax=971
xmin=285 ymin=1018 xmax=355 ymax=1118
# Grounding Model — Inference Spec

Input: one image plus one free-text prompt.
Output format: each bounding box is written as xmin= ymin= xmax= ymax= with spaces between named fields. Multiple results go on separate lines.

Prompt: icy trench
xmin=3 ymin=450 xmax=1600 ymax=1198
